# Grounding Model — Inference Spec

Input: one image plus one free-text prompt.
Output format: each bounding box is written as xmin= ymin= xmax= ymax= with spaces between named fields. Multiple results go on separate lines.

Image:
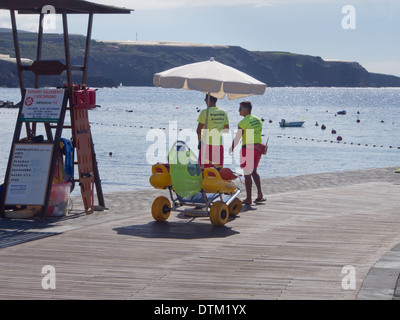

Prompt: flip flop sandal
xmin=254 ymin=197 xmax=267 ymax=203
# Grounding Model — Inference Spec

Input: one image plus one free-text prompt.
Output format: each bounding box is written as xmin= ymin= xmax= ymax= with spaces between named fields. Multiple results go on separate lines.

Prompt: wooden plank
xmin=0 ymin=181 xmax=399 ymax=300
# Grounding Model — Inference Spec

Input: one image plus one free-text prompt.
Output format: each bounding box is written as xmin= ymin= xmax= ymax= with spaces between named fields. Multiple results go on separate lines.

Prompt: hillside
xmin=1 ymin=29 xmax=399 ymax=88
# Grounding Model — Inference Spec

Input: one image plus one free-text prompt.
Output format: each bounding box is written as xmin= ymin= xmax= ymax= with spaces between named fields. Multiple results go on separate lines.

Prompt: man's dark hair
xmin=240 ymin=101 xmax=252 ymax=113
xmin=206 ymin=94 xmax=218 ymax=103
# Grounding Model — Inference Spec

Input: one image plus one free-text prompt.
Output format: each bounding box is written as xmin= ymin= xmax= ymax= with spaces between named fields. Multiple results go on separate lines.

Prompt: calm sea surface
xmin=1 ymin=87 xmax=399 ymax=195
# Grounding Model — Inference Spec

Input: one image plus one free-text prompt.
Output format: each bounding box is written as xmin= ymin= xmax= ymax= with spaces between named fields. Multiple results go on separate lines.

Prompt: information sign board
xmin=5 ymin=143 xmax=54 ymax=205
xmin=20 ymin=88 xmax=65 ymax=122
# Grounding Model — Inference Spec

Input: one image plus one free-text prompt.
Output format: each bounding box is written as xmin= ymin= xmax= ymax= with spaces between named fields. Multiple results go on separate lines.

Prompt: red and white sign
xmin=21 ymin=88 xmax=65 ymax=122
xmin=24 ymin=96 xmax=34 ymax=106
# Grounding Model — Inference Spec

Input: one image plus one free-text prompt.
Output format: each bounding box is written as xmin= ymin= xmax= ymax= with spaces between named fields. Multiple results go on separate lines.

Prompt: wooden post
xmin=10 ymin=10 xmax=24 ymax=95
xmin=35 ymin=13 xmax=44 ymax=88
xmin=82 ymin=13 xmax=93 ymax=84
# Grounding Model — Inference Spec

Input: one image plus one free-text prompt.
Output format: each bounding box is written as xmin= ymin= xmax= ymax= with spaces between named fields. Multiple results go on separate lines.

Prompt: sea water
xmin=1 ymin=87 xmax=399 ymax=195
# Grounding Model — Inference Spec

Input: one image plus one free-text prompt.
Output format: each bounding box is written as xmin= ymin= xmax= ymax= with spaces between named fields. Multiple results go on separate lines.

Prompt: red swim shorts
xmin=240 ymin=145 xmax=262 ymax=175
xmin=199 ymin=143 xmax=224 ymax=168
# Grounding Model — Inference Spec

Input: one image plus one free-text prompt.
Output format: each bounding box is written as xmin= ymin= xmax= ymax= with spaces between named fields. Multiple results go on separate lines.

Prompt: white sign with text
xmin=21 ymin=88 xmax=65 ymax=122
xmin=5 ymin=143 xmax=54 ymax=205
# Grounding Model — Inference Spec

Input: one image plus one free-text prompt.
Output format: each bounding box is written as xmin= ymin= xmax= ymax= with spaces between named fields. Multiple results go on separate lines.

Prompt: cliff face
xmin=87 ymin=44 xmax=396 ymax=88
xmin=1 ymin=30 xmax=399 ymax=88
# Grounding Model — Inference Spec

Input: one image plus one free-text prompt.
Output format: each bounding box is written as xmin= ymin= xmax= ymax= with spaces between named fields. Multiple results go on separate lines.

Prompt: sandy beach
xmin=96 ymin=166 xmax=400 ymax=222
xmin=0 ymin=166 xmax=399 ymax=300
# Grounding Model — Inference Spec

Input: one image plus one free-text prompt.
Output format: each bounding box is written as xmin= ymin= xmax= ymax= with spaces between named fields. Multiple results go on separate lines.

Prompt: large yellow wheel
xmin=228 ymin=198 xmax=242 ymax=216
xmin=209 ymin=201 xmax=229 ymax=227
xmin=151 ymin=196 xmax=171 ymax=221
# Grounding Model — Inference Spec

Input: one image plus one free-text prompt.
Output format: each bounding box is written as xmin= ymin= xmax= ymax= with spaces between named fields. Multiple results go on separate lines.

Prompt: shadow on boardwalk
xmin=114 ymin=219 xmax=240 ymax=240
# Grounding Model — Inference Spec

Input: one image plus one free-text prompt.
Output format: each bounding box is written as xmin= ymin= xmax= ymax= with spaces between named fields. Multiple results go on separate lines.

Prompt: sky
xmin=1 ymin=0 xmax=399 ymax=76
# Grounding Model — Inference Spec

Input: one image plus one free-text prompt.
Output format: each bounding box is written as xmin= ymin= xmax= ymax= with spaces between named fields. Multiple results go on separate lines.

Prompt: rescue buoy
xmin=61 ymin=138 xmax=74 ymax=191
xmin=219 ymin=168 xmax=238 ymax=181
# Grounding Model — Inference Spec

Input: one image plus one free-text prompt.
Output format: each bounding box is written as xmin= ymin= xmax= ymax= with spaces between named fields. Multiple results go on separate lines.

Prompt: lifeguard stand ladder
xmin=0 ymin=1 xmax=132 ymax=219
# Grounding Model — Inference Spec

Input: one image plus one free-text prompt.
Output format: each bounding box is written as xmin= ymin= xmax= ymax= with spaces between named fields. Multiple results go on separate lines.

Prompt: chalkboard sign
xmin=5 ymin=143 xmax=54 ymax=205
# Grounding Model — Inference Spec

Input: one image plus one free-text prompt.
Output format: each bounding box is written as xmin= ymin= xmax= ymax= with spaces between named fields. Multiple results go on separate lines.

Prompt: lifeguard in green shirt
xmin=230 ymin=101 xmax=266 ymax=206
xmin=239 ymin=113 xmax=262 ymax=146
xmin=197 ymin=94 xmax=229 ymax=168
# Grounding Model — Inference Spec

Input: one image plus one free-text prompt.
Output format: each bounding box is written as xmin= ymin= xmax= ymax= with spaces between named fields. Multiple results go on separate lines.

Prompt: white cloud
xmin=0 ymin=11 xmax=34 ymax=31
xmin=0 ymin=11 xmax=9 ymax=28
xmin=0 ymin=10 xmax=63 ymax=33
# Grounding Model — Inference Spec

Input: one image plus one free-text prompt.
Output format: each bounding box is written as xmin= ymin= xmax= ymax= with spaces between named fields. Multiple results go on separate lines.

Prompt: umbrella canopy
xmin=153 ymin=57 xmax=266 ymax=100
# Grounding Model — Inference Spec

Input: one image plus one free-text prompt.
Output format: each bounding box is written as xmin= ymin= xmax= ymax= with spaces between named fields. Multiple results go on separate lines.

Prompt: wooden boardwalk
xmin=0 ymin=180 xmax=399 ymax=300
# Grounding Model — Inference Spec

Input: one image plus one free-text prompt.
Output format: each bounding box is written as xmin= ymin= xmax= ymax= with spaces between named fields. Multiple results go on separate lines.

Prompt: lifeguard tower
xmin=0 ymin=1 xmax=132 ymax=219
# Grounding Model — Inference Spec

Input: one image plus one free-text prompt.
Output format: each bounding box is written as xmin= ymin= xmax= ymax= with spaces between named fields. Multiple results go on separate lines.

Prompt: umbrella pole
xmin=200 ymin=93 xmax=211 ymax=169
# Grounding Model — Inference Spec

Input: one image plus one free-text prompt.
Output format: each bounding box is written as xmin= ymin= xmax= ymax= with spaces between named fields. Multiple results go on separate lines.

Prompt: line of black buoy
xmin=86 ymin=122 xmax=400 ymax=150
xmin=89 ymin=122 xmax=190 ymax=131
xmin=277 ymin=135 xmax=400 ymax=150
xmin=267 ymin=109 xmax=398 ymax=150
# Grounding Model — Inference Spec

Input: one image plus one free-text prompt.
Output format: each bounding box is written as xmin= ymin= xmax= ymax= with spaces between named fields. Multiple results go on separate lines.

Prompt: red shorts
xmin=240 ymin=145 xmax=262 ymax=175
xmin=199 ymin=143 xmax=224 ymax=168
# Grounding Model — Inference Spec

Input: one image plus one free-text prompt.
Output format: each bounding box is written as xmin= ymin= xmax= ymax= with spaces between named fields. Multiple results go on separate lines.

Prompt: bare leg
xmin=244 ymin=175 xmax=252 ymax=204
xmin=252 ymin=170 xmax=263 ymax=199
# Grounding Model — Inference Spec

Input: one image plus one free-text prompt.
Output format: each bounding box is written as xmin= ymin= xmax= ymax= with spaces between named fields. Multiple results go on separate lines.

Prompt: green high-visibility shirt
xmin=238 ymin=114 xmax=262 ymax=146
xmin=197 ymin=106 xmax=229 ymax=145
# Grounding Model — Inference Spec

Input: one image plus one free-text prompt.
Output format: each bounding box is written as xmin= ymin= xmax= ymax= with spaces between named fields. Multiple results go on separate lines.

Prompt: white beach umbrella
xmin=153 ymin=57 xmax=267 ymax=167
xmin=153 ymin=57 xmax=267 ymax=100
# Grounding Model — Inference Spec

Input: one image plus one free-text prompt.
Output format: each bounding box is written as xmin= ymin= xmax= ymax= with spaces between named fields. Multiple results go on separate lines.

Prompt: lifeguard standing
xmin=230 ymin=101 xmax=266 ymax=206
xmin=196 ymin=94 xmax=229 ymax=168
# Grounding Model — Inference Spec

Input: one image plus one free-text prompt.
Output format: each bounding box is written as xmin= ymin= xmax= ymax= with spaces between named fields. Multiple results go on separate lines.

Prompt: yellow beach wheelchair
xmin=149 ymin=140 xmax=242 ymax=226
